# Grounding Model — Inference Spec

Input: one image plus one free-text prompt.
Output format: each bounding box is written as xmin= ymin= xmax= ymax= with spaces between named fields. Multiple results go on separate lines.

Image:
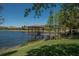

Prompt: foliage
xmin=27 ymin=44 xmax=79 ymax=56
xmin=24 ymin=3 xmax=56 ymax=18
xmin=59 ymin=4 xmax=79 ymax=29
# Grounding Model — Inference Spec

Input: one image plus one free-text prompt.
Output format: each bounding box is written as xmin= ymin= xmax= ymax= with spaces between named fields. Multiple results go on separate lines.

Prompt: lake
xmin=0 ymin=31 xmax=36 ymax=48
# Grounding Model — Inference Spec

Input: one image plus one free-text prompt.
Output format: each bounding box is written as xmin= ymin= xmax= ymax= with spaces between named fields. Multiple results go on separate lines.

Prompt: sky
xmin=0 ymin=3 xmax=60 ymax=27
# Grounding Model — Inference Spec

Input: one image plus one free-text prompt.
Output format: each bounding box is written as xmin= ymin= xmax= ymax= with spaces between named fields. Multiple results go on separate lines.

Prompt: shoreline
xmin=0 ymin=30 xmax=55 ymax=32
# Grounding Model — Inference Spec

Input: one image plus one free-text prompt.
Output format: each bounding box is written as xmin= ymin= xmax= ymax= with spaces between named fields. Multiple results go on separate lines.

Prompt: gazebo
xmin=27 ymin=26 xmax=44 ymax=40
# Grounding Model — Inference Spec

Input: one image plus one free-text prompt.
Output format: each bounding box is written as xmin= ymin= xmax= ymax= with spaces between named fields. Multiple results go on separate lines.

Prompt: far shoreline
xmin=0 ymin=30 xmax=28 ymax=32
xmin=0 ymin=30 xmax=51 ymax=33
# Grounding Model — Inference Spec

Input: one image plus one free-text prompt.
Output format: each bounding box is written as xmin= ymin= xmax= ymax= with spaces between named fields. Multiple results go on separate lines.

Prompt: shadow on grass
xmin=0 ymin=50 xmax=17 ymax=56
xmin=26 ymin=44 xmax=79 ymax=56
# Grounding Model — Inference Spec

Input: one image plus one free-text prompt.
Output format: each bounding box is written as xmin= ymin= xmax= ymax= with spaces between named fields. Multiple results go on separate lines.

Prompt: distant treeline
xmin=0 ymin=26 xmax=28 ymax=30
xmin=0 ymin=25 xmax=56 ymax=30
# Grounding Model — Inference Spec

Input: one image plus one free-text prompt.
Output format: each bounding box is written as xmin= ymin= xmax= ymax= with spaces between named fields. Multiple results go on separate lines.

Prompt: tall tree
xmin=58 ymin=3 xmax=79 ymax=36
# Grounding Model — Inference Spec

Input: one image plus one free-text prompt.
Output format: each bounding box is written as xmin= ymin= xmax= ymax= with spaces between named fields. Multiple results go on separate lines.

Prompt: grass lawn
xmin=0 ymin=39 xmax=79 ymax=56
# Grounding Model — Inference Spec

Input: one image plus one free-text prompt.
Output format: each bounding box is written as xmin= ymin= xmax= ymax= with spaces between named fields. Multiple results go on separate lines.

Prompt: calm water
xmin=0 ymin=31 xmax=33 ymax=48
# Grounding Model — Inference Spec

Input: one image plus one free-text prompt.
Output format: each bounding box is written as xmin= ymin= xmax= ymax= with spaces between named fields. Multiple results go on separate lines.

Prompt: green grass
xmin=0 ymin=39 xmax=79 ymax=56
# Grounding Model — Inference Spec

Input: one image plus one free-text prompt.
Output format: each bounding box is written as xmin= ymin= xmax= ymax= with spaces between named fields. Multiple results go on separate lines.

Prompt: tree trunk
xmin=69 ymin=28 xmax=73 ymax=38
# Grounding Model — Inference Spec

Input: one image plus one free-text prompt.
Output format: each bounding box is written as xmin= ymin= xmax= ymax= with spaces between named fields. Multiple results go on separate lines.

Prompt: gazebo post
xmin=42 ymin=27 xmax=44 ymax=39
xmin=32 ymin=27 xmax=33 ymax=40
xmin=28 ymin=27 xmax=30 ymax=41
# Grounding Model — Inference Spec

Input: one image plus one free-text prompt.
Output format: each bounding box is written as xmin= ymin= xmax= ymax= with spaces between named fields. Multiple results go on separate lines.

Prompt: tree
xmin=24 ymin=3 xmax=57 ymax=18
xmin=47 ymin=15 xmax=53 ymax=29
xmin=58 ymin=4 xmax=79 ymax=37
